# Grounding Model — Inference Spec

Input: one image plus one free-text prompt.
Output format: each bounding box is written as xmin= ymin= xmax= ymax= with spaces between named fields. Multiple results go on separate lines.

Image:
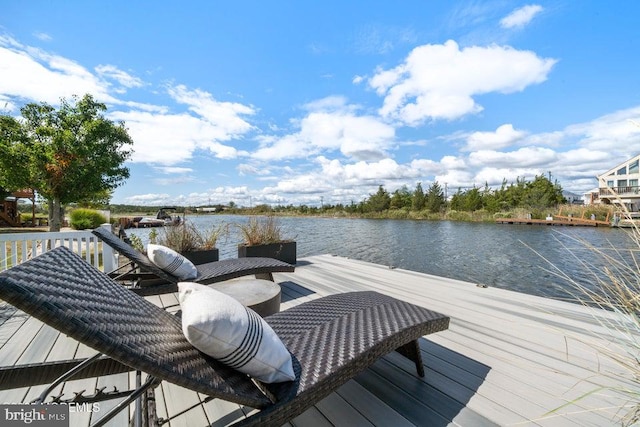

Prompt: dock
xmin=0 ymin=255 xmax=634 ymax=426
xmin=496 ymin=217 xmax=611 ymax=227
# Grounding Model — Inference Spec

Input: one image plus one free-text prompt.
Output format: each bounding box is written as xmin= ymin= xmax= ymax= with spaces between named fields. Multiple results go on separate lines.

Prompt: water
xmin=127 ymin=215 xmax=638 ymax=301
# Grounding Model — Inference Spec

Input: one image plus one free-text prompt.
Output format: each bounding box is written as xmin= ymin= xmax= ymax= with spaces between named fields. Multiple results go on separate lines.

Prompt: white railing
xmin=0 ymin=225 xmax=116 ymax=272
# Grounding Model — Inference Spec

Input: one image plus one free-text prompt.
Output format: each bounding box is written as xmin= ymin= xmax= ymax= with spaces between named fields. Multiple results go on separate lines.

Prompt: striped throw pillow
xmin=178 ymin=282 xmax=294 ymax=383
xmin=147 ymin=244 xmax=198 ymax=280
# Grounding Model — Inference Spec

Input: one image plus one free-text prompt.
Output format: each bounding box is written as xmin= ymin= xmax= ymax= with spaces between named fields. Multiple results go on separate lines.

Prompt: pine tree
xmin=426 ymin=181 xmax=445 ymax=212
xmin=412 ymin=182 xmax=426 ymax=211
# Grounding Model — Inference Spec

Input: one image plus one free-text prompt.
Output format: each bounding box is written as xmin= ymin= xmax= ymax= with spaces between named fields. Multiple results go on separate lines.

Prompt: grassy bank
xmin=207 ymin=204 xmax=616 ymax=224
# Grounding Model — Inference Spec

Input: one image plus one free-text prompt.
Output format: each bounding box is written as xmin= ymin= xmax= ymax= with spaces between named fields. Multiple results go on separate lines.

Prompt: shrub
xmin=69 ymin=209 xmax=107 ymax=230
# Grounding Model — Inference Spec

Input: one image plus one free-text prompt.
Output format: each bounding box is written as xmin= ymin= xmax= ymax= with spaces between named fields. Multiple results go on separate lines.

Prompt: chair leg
xmin=254 ymin=272 xmax=274 ymax=281
xmin=395 ymin=340 xmax=425 ymax=377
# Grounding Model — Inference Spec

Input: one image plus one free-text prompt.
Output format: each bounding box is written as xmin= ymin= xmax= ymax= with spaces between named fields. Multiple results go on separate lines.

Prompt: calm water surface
xmin=128 ymin=215 xmax=637 ymax=301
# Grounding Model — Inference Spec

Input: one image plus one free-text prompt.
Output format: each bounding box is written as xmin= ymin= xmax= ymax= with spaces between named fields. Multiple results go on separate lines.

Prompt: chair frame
xmin=0 ymin=247 xmax=449 ymax=426
xmin=92 ymin=226 xmax=295 ymax=295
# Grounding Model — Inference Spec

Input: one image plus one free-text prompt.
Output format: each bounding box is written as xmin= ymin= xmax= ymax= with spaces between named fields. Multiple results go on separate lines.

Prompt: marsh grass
xmin=237 ymin=215 xmax=291 ymax=246
xmin=152 ymin=222 xmax=227 ymax=252
xmin=525 ymin=212 xmax=640 ymax=424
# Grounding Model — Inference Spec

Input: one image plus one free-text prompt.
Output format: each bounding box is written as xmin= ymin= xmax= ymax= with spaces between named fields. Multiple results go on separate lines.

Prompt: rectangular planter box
xmin=182 ymin=248 xmax=219 ymax=265
xmin=238 ymin=241 xmax=296 ymax=265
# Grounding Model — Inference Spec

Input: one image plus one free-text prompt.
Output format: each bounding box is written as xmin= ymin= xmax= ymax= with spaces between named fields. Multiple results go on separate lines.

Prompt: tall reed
xmin=237 ymin=216 xmax=287 ymax=246
xmin=529 ymin=208 xmax=640 ymax=424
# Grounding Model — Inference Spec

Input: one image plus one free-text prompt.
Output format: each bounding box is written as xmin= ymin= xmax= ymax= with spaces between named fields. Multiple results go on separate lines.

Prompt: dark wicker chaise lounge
xmin=92 ymin=226 xmax=295 ymax=295
xmin=0 ymin=247 xmax=450 ymax=426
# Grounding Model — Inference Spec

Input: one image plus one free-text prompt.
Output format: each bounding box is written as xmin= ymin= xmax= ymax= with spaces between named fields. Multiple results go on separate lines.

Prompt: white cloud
xmin=168 ymin=85 xmax=255 ymax=137
xmin=0 ymin=36 xmax=238 ymax=172
xmin=95 ymin=64 xmax=144 ymax=89
xmin=468 ymin=147 xmax=557 ymax=168
xmin=263 ymin=175 xmax=333 ymax=195
xmin=500 ymin=5 xmax=544 ymax=29
xmin=440 ymin=155 xmax=467 ymax=170
xmin=302 ymin=95 xmax=351 ymax=112
xmin=103 ymin=84 xmax=257 ymax=166
xmin=352 ymin=75 xmax=365 ymax=84
xmin=237 ymin=163 xmax=272 ymax=176
xmin=254 ymin=155 xmax=455 ymax=205
xmin=464 ymin=124 xmax=527 ymax=151
xmin=155 ymin=166 xmax=193 ymax=174
xmin=0 ymin=35 xmax=115 ymax=105
xmin=182 ymin=186 xmax=252 ymax=205
xmin=473 ymin=166 xmax=543 ymax=186
xmin=109 ymin=110 xmax=240 ymax=165
xmin=368 ymin=40 xmax=556 ymax=125
xmin=125 ymin=193 xmax=172 ymax=205
xmin=563 ymin=106 xmax=640 ymax=154
xmin=153 ymin=176 xmax=195 ymax=186
xmin=33 ymin=32 xmax=52 ymax=42
xmin=252 ymin=97 xmax=396 ymax=161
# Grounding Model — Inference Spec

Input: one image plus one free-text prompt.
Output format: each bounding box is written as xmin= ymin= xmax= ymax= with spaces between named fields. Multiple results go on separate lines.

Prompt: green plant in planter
xmin=237 ymin=215 xmax=290 ymax=245
xmin=237 ymin=216 xmax=296 ymax=264
xmin=155 ymin=222 xmax=227 ymax=264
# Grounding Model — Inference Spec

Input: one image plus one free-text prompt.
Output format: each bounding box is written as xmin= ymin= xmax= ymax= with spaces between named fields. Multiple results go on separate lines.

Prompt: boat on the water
xmin=122 ymin=207 xmax=183 ymax=228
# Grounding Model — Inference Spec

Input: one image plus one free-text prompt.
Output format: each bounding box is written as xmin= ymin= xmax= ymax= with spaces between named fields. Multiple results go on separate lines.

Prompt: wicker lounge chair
xmin=0 ymin=247 xmax=449 ymax=426
xmin=93 ymin=226 xmax=295 ymax=295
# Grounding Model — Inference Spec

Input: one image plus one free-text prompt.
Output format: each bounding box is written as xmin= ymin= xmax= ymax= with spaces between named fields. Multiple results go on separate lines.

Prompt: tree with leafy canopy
xmin=366 ymin=185 xmax=391 ymax=212
xmin=523 ymin=174 xmax=566 ymax=209
xmin=390 ymin=185 xmax=412 ymax=209
xmin=0 ymin=94 xmax=133 ymax=231
xmin=425 ymin=181 xmax=445 ymax=213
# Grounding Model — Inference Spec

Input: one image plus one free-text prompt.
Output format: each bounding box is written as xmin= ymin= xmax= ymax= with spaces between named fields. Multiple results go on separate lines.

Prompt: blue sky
xmin=2 ymin=1 xmax=640 ymax=206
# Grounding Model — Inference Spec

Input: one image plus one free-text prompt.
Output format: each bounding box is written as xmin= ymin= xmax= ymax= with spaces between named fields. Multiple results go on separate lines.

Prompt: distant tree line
xmin=320 ymin=174 xmax=565 ymax=215
xmin=105 ymin=174 xmax=565 ymax=220
xmin=449 ymin=175 xmax=565 ymax=213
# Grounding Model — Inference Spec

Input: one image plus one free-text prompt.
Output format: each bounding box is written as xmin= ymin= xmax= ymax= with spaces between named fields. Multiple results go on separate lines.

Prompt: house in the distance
xmin=586 ymin=154 xmax=640 ymax=212
xmin=562 ymin=190 xmax=583 ymax=204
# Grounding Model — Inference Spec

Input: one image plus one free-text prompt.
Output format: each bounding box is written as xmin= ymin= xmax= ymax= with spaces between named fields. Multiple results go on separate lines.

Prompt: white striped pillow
xmin=147 ymin=244 xmax=198 ymax=280
xmin=178 ymin=282 xmax=294 ymax=383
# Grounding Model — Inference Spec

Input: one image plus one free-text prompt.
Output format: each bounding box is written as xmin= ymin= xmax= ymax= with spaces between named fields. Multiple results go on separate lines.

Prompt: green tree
xmin=481 ymin=182 xmax=500 ymax=213
xmin=390 ymin=185 xmax=412 ymax=209
xmin=0 ymin=94 xmax=133 ymax=231
xmin=464 ymin=187 xmax=483 ymax=211
xmin=449 ymin=188 xmax=465 ymax=211
xmin=367 ymin=185 xmax=391 ymax=212
xmin=425 ymin=181 xmax=445 ymax=213
xmin=411 ymin=182 xmax=426 ymax=211
xmin=449 ymin=187 xmax=482 ymax=212
xmin=504 ymin=177 xmax=527 ymax=208
xmin=523 ymin=174 xmax=565 ymax=209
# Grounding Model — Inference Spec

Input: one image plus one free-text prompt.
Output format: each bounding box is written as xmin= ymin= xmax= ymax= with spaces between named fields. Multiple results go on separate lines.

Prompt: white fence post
xmin=100 ymin=223 xmax=117 ymax=272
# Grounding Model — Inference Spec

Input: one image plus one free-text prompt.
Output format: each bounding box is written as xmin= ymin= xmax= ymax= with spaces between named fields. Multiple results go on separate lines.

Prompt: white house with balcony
xmin=587 ymin=154 xmax=640 ymax=212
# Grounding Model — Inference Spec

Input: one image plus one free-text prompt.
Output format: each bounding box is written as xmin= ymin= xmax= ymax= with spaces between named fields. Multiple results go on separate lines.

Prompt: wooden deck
xmin=0 ymin=254 xmax=636 ymax=426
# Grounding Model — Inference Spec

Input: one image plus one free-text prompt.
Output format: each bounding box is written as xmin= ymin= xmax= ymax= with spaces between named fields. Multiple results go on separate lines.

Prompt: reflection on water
xmin=127 ymin=215 xmax=637 ymax=301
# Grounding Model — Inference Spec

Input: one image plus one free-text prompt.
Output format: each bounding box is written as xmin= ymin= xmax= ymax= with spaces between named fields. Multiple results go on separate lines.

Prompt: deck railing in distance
xmin=0 ymin=226 xmax=116 ymax=272
xmin=600 ymin=185 xmax=640 ymax=196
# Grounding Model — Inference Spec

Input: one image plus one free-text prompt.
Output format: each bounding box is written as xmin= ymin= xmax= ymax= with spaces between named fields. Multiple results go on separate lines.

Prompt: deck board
xmin=0 ymin=253 xmax=636 ymax=426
